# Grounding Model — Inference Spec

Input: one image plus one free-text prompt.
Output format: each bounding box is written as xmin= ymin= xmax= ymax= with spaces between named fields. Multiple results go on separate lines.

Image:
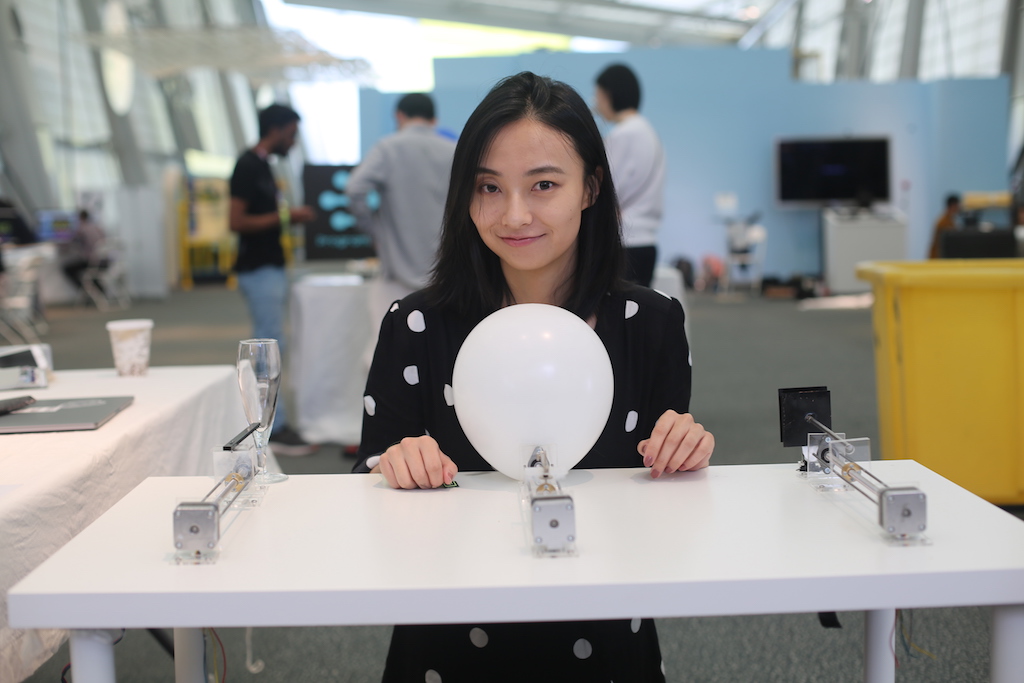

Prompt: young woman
xmin=356 ymin=71 xmax=714 ymax=682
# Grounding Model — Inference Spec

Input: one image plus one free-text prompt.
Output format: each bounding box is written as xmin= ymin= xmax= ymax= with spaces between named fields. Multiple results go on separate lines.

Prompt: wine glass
xmin=237 ymin=339 xmax=288 ymax=485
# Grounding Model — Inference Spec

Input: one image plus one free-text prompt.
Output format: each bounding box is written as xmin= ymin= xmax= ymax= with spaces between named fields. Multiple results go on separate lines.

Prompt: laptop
xmin=0 ymin=396 xmax=133 ymax=434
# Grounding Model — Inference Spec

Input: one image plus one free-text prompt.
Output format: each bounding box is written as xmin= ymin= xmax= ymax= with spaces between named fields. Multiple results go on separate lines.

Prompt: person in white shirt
xmin=595 ymin=64 xmax=666 ymax=287
xmin=347 ymin=93 xmax=457 ymax=364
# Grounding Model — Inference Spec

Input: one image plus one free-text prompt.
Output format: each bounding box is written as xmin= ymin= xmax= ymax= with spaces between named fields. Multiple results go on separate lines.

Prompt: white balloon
xmin=452 ymin=304 xmax=614 ymax=480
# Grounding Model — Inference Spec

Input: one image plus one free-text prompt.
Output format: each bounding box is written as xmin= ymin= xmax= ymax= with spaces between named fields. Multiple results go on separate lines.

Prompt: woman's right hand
xmin=378 ymin=436 xmax=458 ymax=489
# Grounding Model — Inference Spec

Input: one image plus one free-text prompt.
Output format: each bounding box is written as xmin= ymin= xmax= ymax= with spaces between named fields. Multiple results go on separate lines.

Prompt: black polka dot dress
xmin=357 ymin=284 xmax=692 ymax=683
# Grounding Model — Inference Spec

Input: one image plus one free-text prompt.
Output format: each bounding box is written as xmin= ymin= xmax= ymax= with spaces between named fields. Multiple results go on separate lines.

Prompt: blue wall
xmin=360 ymin=47 xmax=1009 ymax=278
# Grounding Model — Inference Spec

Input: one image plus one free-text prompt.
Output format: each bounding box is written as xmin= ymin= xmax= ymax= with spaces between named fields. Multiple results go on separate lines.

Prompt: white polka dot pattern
xmin=654 ymin=288 xmax=670 ymax=299
xmin=403 ymin=365 xmax=420 ymax=385
xmin=363 ymin=395 xmax=376 ymax=416
xmin=390 ymin=302 xmax=399 ymax=313
xmin=625 ymin=300 xmax=639 ymax=319
xmin=688 ymin=349 xmax=693 ymax=367
xmin=407 ymin=310 xmax=426 ymax=332
xmin=630 ymin=618 xmax=642 ymax=633
xmin=425 ymin=670 xmax=442 ymax=683
xmin=625 ymin=410 xmax=638 ymax=433
xmin=443 ymin=384 xmax=454 ymax=407
xmin=573 ymin=638 xmax=593 ymax=659
xmin=661 ymin=660 xmax=666 ymax=674
xmin=469 ymin=627 xmax=488 ymax=648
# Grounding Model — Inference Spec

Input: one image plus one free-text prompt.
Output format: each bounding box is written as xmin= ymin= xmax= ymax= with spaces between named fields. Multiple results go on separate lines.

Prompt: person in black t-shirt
xmin=229 ymin=104 xmax=316 ymax=456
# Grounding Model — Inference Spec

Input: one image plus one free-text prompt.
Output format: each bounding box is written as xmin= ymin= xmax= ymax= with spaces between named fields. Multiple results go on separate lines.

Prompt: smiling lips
xmin=501 ymin=235 xmax=543 ymax=246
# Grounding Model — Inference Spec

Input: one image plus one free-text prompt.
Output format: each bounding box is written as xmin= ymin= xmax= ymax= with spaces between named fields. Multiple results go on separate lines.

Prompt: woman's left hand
xmin=637 ymin=410 xmax=715 ymax=479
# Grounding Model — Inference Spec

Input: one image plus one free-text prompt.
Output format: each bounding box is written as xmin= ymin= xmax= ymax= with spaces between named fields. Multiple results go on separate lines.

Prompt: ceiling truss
xmin=284 ymin=0 xmax=767 ymax=46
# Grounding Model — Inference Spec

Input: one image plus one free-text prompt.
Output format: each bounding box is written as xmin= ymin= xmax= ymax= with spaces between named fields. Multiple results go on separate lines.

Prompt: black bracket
xmin=778 ymin=386 xmax=831 ymax=448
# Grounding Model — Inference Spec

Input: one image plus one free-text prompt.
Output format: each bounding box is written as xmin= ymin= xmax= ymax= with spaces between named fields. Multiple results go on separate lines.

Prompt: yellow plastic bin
xmin=856 ymin=259 xmax=1024 ymax=504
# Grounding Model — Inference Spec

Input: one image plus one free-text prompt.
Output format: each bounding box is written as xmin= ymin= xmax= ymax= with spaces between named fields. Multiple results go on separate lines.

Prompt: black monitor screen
xmin=777 ymin=138 xmax=891 ymax=205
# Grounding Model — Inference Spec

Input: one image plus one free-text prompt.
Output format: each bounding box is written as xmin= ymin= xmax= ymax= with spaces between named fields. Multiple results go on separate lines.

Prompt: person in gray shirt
xmin=347 ymin=93 xmax=457 ymax=347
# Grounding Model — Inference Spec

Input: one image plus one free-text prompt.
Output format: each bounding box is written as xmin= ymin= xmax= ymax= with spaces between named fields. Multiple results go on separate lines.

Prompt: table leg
xmin=863 ymin=609 xmax=896 ymax=683
xmin=68 ymin=629 xmax=119 ymax=683
xmin=991 ymin=604 xmax=1024 ymax=683
xmin=173 ymin=627 xmax=205 ymax=683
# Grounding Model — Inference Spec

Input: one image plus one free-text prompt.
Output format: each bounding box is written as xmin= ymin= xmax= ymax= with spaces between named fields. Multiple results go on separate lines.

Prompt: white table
xmin=10 ymin=461 xmax=1024 ymax=683
xmin=822 ymin=209 xmax=907 ymax=294
xmin=1 ymin=242 xmax=80 ymax=306
xmin=289 ymin=274 xmax=371 ymax=445
xmin=0 ymin=365 xmax=250 ymax=682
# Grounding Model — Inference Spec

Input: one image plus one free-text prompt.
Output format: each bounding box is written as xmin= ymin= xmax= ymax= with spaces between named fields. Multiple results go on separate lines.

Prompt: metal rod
xmin=200 ymin=470 xmax=252 ymax=510
xmin=199 ymin=479 xmax=222 ymax=502
xmin=806 ymin=413 xmax=888 ymax=491
xmin=805 ymin=413 xmax=890 ymax=502
xmin=531 ymin=447 xmax=557 ymax=493
xmin=536 ymin=447 xmax=551 ymax=474
xmin=805 ymin=414 xmax=842 ymax=442
xmin=839 ymin=466 xmax=883 ymax=502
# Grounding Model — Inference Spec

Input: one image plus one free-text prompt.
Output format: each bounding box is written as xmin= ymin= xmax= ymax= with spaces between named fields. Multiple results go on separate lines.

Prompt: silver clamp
xmin=173 ymin=424 xmax=260 ymax=561
xmin=526 ymin=447 xmax=576 ymax=556
xmin=805 ymin=415 xmax=927 ymax=539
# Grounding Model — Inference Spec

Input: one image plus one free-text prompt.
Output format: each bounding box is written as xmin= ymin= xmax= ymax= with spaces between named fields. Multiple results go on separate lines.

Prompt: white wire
xmin=245 ymin=626 xmax=266 ymax=674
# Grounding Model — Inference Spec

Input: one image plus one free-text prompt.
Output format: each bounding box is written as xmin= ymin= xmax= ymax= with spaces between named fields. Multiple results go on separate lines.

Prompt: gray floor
xmin=20 ymin=284 xmax=1018 ymax=682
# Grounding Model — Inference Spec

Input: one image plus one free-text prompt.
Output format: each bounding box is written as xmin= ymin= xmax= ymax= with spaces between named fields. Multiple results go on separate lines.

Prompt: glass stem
xmin=254 ymin=430 xmax=268 ymax=474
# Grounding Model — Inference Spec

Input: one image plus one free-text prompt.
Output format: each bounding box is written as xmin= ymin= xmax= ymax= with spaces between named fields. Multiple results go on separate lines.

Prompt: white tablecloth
xmin=0 ymin=365 xmax=248 ymax=682
xmin=290 ymin=275 xmax=371 ymax=445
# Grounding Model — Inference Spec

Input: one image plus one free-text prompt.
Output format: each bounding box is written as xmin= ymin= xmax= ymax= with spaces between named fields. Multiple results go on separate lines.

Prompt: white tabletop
xmin=0 ymin=365 xmax=248 ymax=681
xmin=10 ymin=461 xmax=1024 ymax=632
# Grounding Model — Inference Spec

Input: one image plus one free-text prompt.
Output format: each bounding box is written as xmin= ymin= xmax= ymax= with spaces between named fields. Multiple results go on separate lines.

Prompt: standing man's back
xmin=347 ymin=93 xmax=456 ymax=327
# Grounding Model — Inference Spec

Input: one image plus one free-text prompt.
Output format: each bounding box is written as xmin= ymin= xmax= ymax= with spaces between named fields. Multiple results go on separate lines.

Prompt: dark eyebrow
xmin=475 ymin=165 xmax=566 ymax=176
xmin=526 ymin=165 xmax=566 ymax=176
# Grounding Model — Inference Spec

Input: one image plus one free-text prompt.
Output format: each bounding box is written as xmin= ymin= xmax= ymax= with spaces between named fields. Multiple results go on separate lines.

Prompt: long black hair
xmin=426 ymin=71 xmax=625 ymax=321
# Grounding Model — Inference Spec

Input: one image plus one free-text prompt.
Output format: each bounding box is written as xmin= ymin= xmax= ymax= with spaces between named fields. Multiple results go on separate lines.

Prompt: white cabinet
xmin=823 ymin=208 xmax=906 ymax=293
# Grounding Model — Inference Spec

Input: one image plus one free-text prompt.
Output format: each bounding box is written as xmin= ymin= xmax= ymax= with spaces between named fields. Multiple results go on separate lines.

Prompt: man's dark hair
xmin=397 ymin=93 xmax=435 ymax=120
xmin=427 ymin=71 xmax=625 ymax=322
xmin=596 ymin=64 xmax=641 ymax=112
xmin=258 ymin=104 xmax=300 ymax=139
xmin=946 ymin=193 xmax=961 ymax=209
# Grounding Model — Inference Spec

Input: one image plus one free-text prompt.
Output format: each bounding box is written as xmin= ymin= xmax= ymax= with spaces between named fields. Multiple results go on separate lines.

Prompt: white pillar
xmin=991 ymin=604 xmax=1024 ymax=683
xmin=68 ymin=629 xmax=119 ymax=683
xmin=173 ymin=627 xmax=206 ymax=683
xmin=863 ymin=609 xmax=896 ymax=683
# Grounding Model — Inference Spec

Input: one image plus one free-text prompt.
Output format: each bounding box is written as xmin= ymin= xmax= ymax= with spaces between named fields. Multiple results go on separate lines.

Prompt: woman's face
xmin=470 ymin=118 xmax=593 ymax=296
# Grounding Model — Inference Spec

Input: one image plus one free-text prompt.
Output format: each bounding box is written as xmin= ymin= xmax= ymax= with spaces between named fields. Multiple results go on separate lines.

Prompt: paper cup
xmin=106 ymin=319 xmax=154 ymax=376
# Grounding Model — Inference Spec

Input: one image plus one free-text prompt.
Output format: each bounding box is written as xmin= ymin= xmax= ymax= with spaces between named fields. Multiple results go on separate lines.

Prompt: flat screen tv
xmin=777 ymin=138 xmax=891 ymax=206
xmin=35 ymin=209 xmax=78 ymax=243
